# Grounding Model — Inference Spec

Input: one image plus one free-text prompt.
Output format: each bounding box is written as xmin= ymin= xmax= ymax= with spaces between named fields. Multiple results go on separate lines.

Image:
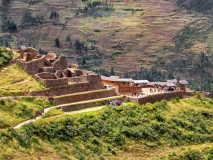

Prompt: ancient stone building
xmin=17 ymin=46 xmax=103 ymax=88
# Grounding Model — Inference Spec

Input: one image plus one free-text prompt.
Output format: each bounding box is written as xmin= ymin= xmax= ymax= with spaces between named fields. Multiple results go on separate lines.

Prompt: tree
xmin=66 ymin=35 xmax=72 ymax=49
xmin=2 ymin=20 xmax=17 ymax=33
xmin=50 ymin=11 xmax=59 ymax=24
xmin=21 ymin=9 xmax=43 ymax=27
xmin=55 ymin=38 xmax=60 ymax=48
xmin=1 ymin=0 xmax=10 ymax=5
xmin=66 ymin=35 xmax=71 ymax=42
xmin=110 ymin=66 xmax=115 ymax=75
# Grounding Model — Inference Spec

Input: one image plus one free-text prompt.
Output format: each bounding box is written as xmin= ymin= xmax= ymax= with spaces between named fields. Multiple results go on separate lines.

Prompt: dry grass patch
xmin=0 ymin=64 xmax=47 ymax=96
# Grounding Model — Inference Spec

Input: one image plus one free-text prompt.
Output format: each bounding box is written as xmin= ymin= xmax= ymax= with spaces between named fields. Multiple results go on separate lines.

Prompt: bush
xmin=194 ymin=92 xmax=201 ymax=99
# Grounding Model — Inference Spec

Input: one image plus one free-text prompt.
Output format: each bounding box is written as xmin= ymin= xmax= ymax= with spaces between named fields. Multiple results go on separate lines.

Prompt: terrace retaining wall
xmin=54 ymin=89 xmax=117 ymax=105
xmin=62 ymin=97 xmax=125 ymax=112
xmin=130 ymin=91 xmax=184 ymax=105
xmin=30 ymin=82 xmax=105 ymax=96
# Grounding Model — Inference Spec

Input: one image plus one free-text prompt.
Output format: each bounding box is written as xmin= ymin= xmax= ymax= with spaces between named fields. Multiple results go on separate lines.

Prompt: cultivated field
xmin=1 ymin=0 xmax=211 ymax=72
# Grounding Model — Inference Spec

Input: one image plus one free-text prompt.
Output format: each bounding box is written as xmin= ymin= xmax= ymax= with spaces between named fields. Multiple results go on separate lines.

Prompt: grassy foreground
xmin=0 ymin=64 xmax=47 ymax=96
xmin=0 ymin=94 xmax=212 ymax=159
xmin=0 ymin=97 xmax=54 ymax=129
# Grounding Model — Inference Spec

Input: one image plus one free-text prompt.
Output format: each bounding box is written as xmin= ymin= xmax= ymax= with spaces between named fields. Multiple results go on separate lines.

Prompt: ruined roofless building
xmin=16 ymin=46 xmax=102 ymax=88
xmin=17 ymin=45 xmax=68 ymax=75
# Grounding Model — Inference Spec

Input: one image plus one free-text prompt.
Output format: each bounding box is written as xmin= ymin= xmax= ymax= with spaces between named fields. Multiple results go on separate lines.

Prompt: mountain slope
xmin=0 ymin=0 xmax=200 ymax=71
xmin=0 ymin=95 xmax=213 ymax=159
xmin=0 ymin=0 xmax=213 ymax=94
xmin=177 ymin=0 xmax=213 ymax=13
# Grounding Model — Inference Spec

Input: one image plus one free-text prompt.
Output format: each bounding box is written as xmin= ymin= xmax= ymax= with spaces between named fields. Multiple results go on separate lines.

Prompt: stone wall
xmin=34 ymin=72 xmax=68 ymax=88
xmin=118 ymin=86 xmax=142 ymax=94
xmin=87 ymin=74 xmax=101 ymax=83
xmin=68 ymin=76 xmax=88 ymax=83
xmin=29 ymin=82 xmax=105 ymax=96
xmin=101 ymin=80 xmax=119 ymax=86
xmin=55 ymin=70 xmax=66 ymax=78
xmin=17 ymin=55 xmax=46 ymax=75
xmin=54 ymin=89 xmax=117 ymax=105
xmin=44 ymin=78 xmax=68 ymax=88
xmin=53 ymin=56 xmax=68 ymax=71
xmin=62 ymin=96 xmax=124 ymax=112
xmin=39 ymin=67 xmax=54 ymax=73
xmin=25 ymin=47 xmax=39 ymax=59
xmin=117 ymin=82 xmax=142 ymax=94
xmin=35 ymin=72 xmax=56 ymax=79
xmin=67 ymin=74 xmax=101 ymax=84
xmin=129 ymin=91 xmax=184 ymax=105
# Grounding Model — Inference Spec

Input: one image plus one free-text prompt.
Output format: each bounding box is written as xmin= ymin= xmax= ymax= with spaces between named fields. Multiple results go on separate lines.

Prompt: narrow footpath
xmin=14 ymin=105 xmax=105 ymax=129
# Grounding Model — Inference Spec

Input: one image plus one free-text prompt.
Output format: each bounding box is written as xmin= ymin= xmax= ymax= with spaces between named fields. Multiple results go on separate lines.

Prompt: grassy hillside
xmin=0 ymin=64 xmax=47 ymax=96
xmin=0 ymin=94 xmax=212 ymax=159
xmin=0 ymin=97 xmax=53 ymax=129
xmin=160 ymin=146 xmax=213 ymax=160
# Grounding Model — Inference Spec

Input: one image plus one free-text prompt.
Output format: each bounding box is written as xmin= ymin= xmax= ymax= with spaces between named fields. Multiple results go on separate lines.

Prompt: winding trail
xmin=14 ymin=105 xmax=105 ymax=129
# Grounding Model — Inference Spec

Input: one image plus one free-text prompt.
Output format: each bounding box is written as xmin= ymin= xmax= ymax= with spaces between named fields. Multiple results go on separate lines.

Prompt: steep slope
xmin=0 ymin=97 xmax=53 ymax=128
xmin=0 ymin=0 xmax=201 ymax=71
xmin=177 ymin=0 xmax=213 ymax=13
xmin=0 ymin=95 xmax=213 ymax=159
xmin=0 ymin=64 xmax=47 ymax=96
xmin=1 ymin=0 xmax=213 ymax=94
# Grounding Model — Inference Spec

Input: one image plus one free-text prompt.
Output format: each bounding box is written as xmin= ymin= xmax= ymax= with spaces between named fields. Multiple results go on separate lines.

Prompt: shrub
xmin=194 ymin=92 xmax=201 ymax=99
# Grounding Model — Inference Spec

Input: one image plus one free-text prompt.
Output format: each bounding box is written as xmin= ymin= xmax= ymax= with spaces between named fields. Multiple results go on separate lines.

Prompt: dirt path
xmin=11 ymin=79 xmax=30 ymax=86
xmin=14 ymin=105 xmax=105 ymax=129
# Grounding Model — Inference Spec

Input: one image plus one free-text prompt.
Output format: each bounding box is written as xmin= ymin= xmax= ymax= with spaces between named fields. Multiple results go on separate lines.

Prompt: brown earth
xmin=1 ymin=0 xmax=209 ymax=72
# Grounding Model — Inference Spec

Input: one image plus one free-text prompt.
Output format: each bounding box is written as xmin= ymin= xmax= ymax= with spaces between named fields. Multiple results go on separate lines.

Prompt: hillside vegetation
xmin=0 ymin=47 xmax=13 ymax=68
xmin=0 ymin=0 xmax=201 ymax=71
xmin=177 ymin=0 xmax=213 ymax=13
xmin=0 ymin=64 xmax=47 ymax=96
xmin=0 ymin=95 xmax=213 ymax=159
xmin=0 ymin=97 xmax=53 ymax=129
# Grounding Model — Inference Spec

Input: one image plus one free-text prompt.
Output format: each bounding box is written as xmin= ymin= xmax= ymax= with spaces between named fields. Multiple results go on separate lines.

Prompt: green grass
xmin=0 ymin=47 xmax=14 ymax=68
xmin=0 ymin=64 xmax=47 ymax=96
xmin=0 ymin=96 xmax=212 ymax=159
xmin=155 ymin=145 xmax=213 ymax=160
xmin=43 ymin=108 xmax=63 ymax=118
xmin=0 ymin=97 xmax=53 ymax=128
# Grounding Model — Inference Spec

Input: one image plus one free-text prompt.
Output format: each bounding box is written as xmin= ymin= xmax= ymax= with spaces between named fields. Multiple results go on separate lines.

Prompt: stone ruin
xmin=17 ymin=46 xmax=102 ymax=88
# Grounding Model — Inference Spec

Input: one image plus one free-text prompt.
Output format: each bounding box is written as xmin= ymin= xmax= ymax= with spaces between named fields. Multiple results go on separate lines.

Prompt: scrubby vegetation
xmin=156 ymin=147 xmax=213 ymax=160
xmin=0 ymin=96 xmax=212 ymax=159
xmin=21 ymin=9 xmax=44 ymax=27
xmin=0 ymin=97 xmax=53 ymax=128
xmin=177 ymin=0 xmax=213 ymax=13
xmin=0 ymin=47 xmax=13 ymax=68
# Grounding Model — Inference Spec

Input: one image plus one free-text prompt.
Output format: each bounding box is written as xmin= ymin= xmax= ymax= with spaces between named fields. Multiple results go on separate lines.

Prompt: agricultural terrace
xmin=3 ymin=0 xmax=203 ymax=72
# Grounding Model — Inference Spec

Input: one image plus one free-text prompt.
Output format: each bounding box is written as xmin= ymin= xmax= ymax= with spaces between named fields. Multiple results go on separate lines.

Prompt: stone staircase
xmin=52 ymin=88 xmax=125 ymax=112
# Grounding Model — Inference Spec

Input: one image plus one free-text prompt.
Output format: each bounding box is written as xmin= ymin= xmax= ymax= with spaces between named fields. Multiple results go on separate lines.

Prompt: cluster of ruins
xmin=17 ymin=46 xmax=102 ymax=88
xmin=16 ymin=46 xmax=201 ymax=100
